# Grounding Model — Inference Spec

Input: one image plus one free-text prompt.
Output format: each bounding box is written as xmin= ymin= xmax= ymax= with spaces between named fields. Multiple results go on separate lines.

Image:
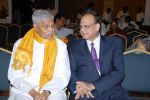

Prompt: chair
xmin=7 ymin=24 xmax=20 ymax=43
xmin=138 ymin=30 xmax=148 ymax=35
xmin=122 ymin=49 xmax=150 ymax=99
xmin=0 ymin=25 xmax=8 ymax=48
xmin=124 ymin=27 xmax=138 ymax=33
xmin=109 ymin=34 xmax=127 ymax=51
xmin=7 ymin=24 xmax=21 ymax=50
xmin=133 ymin=34 xmax=149 ymax=43
xmin=0 ymin=48 xmax=11 ymax=100
xmin=20 ymin=23 xmax=32 ymax=37
xmin=126 ymin=31 xmax=142 ymax=48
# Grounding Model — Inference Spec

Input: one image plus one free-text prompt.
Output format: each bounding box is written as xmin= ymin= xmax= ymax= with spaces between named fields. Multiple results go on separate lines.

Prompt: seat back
xmin=109 ymin=34 xmax=127 ymax=51
xmin=126 ymin=31 xmax=141 ymax=48
xmin=122 ymin=50 xmax=150 ymax=93
xmin=20 ymin=24 xmax=32 ymax=37
xmin=133 ymin=34 xmax=149 ymax=43
xmin=7 ymin=24 xmax=20 ymax=44
xmin=0 ymin=25 xmax=7 ymax=48
xmin=0 ymin=48 xmax=11 ymax=95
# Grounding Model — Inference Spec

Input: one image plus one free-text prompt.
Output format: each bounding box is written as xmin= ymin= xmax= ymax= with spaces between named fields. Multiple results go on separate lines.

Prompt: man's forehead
xmin=39 ymin=18 xmax=54 ymax=25
xmin=81 ymin=14 xmax=95 ymax=23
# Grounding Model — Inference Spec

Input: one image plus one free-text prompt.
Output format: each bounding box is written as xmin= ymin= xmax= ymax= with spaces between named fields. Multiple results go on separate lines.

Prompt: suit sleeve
xmin=67 ymin=45 xmax=79 ymax=94
xmin=92 ymin=38 xmax=125 ymax=95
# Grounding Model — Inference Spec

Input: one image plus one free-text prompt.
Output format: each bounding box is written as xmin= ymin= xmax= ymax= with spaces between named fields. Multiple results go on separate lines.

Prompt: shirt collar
xmin=86 ymin=33 xmax=100 ymax=46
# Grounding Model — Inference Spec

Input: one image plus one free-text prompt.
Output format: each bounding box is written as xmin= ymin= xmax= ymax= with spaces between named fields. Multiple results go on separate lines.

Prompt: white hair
xmin=32 ymin=9 xmax=54 ymax=24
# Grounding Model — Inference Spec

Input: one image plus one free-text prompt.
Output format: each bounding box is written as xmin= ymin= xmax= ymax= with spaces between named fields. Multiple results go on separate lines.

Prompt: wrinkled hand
xmin=29 ymin=89 xmax=50 ymax=100
xmin=75 ymin=81 xmax=95 ymax=100
xmin=29 ymin=89 xmax=41 ymax=100
xmin=39 ymin=90 xmax=50 ymax=100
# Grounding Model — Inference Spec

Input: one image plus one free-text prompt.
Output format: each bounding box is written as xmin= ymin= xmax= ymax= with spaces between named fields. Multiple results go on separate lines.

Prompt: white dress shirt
xmin=136 ymin=12 xmax=144 ymax=22
xmin=117 ymin=11 xmax=129 ymax=19
xmin=86 ymin=34 xmax=101 ymax=75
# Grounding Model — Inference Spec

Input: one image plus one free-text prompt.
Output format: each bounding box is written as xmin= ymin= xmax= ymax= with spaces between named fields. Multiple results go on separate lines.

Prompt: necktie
xmin=91 ymin=42 xmax=100 ymax=71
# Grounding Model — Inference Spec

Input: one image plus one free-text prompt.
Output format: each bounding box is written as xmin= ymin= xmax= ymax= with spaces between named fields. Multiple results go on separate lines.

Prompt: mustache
xmin=41 ymin=31 xmax=54 ymax=38
xmin=46 ymin=31 xmax=55 ymax=35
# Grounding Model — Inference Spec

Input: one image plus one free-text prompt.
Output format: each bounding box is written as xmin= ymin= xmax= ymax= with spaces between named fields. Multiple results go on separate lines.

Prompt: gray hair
xmin=32 ymin=9 xmax=54 ymax=24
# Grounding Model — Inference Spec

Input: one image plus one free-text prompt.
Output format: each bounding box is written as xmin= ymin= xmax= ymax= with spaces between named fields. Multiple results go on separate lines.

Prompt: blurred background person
xmin=106 ymin=20 xmax=126 ymax=36
xmin=136 ymin=7 xmax=145 ymax=27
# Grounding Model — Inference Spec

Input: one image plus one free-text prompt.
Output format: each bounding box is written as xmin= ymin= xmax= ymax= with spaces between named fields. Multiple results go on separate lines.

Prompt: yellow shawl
xmin=12 ymin=28 xmax=57 ymax=89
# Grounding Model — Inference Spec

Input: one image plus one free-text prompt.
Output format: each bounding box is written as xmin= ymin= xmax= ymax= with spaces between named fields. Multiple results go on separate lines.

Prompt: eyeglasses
xmin=38 ymin=24 xmax=55 ymax=30
xmin=80 ymin=23 xmax=97 ymax=29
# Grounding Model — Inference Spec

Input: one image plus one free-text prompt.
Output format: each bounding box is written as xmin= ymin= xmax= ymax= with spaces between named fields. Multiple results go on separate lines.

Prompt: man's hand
xmin=29 ymin=89 xmax=41 ymax=100
xmin=76 ymin=81 xmax=95 ymax=92
xmin=75 ymin=87 xmax=85 ymax=100
xmin=86 ymin=83 xmax=95 ymax=91
xmin=40 ymin=90 xmax=50 ymax=100
xmin=75 ymin=81 xmax=95 ymax=99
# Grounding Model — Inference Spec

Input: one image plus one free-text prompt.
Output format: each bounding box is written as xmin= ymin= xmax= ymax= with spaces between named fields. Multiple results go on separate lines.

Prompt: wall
xmin=113 ymin=0 xmax=146 ymax=20
xmin=59 ymin=0 xmax=104 ymax=21
xmin=59 ymin=0 xmax=146 ymax=21
xmin=103 ymin=0 xmax=114 ymax=11
xmin=0 ymin=0 xmax=8 ymax=8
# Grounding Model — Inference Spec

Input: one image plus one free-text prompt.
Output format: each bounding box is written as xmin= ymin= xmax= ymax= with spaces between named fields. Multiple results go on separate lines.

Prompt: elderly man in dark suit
xmin=67 ymin=11 xmax=132 ymax=100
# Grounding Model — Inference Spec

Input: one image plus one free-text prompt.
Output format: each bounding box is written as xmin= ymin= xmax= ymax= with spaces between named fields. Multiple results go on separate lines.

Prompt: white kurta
xmin=8 ymin=38 xmax=71 ymax=100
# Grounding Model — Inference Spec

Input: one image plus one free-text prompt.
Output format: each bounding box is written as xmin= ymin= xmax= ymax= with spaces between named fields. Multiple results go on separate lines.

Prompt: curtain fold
xmin=143 ymin=0 xmax=150 ymax=25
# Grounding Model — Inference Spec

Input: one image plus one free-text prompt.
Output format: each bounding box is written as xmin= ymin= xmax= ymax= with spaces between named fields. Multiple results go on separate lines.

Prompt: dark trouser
xmin=70 ymin=86 xmax=133 ymax=100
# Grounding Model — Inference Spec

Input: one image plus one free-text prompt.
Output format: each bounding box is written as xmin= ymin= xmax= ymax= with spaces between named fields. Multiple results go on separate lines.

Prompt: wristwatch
xmin=43 ymin=90 xmax=51 ymax=95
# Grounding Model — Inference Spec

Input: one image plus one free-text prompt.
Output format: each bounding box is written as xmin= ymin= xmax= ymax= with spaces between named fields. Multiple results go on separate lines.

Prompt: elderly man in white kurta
xmin=8 ymin=9 xmax=71 ymax=100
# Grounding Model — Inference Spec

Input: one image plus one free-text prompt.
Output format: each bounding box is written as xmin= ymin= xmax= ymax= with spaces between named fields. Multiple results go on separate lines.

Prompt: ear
xmin=33 ymin=24 xmax=38 ymax=31
xmin=55 ymin=18 xmax=59 ymax=23
xmin=96 ymin=23 xmax=100 ymax=31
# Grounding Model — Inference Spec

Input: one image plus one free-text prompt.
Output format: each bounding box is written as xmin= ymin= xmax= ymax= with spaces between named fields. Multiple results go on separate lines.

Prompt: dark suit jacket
xmin=67 ymin=36 xmax=125 ymax=97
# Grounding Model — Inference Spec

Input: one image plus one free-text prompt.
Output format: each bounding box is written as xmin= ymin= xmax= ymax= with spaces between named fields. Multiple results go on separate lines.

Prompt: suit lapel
xmin=82 ymin=40 xmax=91 ymax=56
xmin=82 ymin=39 xmax=98 ymax=71
xmin=99 ymin=36 xmax=107 ymax=75
xmin=82 ymin=37 xmax=107 ymax=75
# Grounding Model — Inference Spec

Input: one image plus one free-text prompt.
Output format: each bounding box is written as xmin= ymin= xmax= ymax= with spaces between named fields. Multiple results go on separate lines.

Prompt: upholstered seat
xmin=7 ymin=24 xmax=20 ymax=50
xmin=109 ymin=34 xmax=127 ymax=51
xmin=122 ymin=49 xmax=150 ymax=100
xmin=0 ymin=48 xmax=11 ymax=100
xmin=0 ymin=25 xmax=7 ymax=48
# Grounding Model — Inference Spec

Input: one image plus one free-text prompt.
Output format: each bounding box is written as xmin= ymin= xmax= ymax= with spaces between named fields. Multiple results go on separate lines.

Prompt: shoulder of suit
xmin=68 ymin=38 xmax=84 ymax=47
xmin=103 ymin=36 xmax=120 ymax=40
xmin=102 ymin=36 xmax=121 ymax=44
